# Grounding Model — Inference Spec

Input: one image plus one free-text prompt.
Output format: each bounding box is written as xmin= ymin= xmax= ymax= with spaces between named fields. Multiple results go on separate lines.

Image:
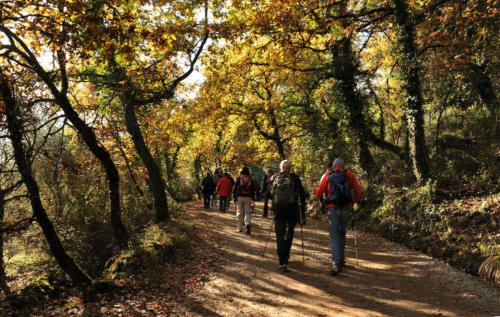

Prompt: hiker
xmin=315 ymin=157 xmax=362 ymax=276
xmin=202 ymin=172 xmax=215 ymax=209
xmin=249 ymin=172 xmax=256 ymax=214
xmin=211 ymin=169 xmax=221 ymax=209
xmin=226 ymin=171 xmax=235 ymax=211
xmin=216 ymin=172 xmax=233 ymax=212
xmin=233 ymin=167 xmax=255 ymax=234
xmin=261 ymin=168 xmax=275 ymax=218
xmin=319 ymin=161 xmax=333 ymax=214
xmin=270 ymin=160 xmax=306 ymax=273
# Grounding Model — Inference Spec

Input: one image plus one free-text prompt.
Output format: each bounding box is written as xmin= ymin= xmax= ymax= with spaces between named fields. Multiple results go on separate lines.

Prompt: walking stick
xmin=352 ymin=216 xmax=359 ymax=266
xmin=261 ymin=219 xmax=274 ymax=258
xmin=300 ymin=223 xmax=305 ymax=263
xmin=312 ymin=202 xmax=319 ymax=260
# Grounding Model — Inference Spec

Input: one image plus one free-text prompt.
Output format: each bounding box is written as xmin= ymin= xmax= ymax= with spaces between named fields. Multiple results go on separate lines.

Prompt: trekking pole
xmin=352 ymin=216 xmax=358 ymax=266
xmin=300 ymin=223 xmax=305 ymax=263
xmin=312 ymin=202 xmax=319 ymax=260
xmin=261 ymin=219 xmax=274 ymax=258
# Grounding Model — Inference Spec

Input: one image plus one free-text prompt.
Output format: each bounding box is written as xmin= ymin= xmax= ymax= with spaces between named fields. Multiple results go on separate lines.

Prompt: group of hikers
xmin=201 ymin=157 xmax=362 ymax=276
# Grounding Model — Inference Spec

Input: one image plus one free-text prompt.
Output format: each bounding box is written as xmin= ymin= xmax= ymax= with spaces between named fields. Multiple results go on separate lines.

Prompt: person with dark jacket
xmin=211 ymin=169 xmax=221 ymax=209
xmin=315 ymin=157 xmax=362 ymax=276
xmin=233 ymin=167 xmax=255 ymax=234
xmin=261 ymin=168 xmax=275 ymax=217
xmin=270 ymin=160 xmax=306 ymax=273
xmin=202 ymin=172 xmax=215 ymax=209
xmin=216 ymin=172 xmax=233 ymax=212
xmin=226 ymin=171 xmax=235 ymax=211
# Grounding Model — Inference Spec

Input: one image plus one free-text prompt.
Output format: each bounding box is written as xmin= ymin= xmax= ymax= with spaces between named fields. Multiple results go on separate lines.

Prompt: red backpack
xmin=239 ymin=175 xmax=251 ymax=195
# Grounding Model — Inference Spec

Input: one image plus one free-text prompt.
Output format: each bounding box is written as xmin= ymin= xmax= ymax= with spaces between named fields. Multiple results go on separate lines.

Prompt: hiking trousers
xmin=274 ymin=205 xmax=298 ymax=265
xmin=203 ymin=192 xmax=212 ymax=209
xmin=236 ymin=196 xmax=252 ymax=231
xmin=327 ymin=206 xmax=351 ymax=266
xmin=262 ymin=192 xmax=271 ymax=217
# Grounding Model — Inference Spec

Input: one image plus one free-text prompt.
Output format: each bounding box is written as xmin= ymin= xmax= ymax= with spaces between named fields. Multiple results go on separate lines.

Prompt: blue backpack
xmin=327 ymin=170 xmax=352 ymax=206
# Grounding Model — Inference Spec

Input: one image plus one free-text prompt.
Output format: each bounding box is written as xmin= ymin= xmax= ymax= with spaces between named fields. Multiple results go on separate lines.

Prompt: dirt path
xmin=179 ymin=201 xmax=499 ymax=317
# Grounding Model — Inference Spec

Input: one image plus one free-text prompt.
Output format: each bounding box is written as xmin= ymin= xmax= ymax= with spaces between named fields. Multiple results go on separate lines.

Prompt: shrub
xmin=104 ymin=220 xmax=194 ymax=280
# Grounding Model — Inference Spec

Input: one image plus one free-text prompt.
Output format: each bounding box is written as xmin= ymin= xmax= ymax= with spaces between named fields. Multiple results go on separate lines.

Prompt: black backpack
xmin=272 ymin=172 xmax=296 ymax=206
xmin=326 ymin=170 xmax=352 ymax=206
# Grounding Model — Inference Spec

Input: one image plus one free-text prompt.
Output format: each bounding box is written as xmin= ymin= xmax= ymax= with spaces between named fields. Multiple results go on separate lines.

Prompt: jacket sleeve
xmin=294 ymin=174 xmax=307 ymax=209
xmin=216 ymin=179 xmax=221 ymax=192
xmin=347 ymin=170 xmax=362 ymax=203
xmin=315 ymin=172 xmax=329 ymax=199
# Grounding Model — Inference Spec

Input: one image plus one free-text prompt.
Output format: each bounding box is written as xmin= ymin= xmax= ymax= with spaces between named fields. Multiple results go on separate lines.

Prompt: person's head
xmin=240 ymin=166 xmax=250 ymax=175
xmin=326 ymin=161 xmax=333 ymax=171
xmin=266 ymin=168 xmax=274 ymax=175
xmin=206 ymin=172 xmax=211 ymax=177
xmin=332 ymin=157 xmax=345 ymax=170
xmin=279 ymin=160 xmax=292 ymax=172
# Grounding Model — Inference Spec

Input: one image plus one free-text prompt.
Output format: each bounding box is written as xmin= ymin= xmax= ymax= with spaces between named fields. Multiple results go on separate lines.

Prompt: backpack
xmin=327 ymin=170 xmax=352 ymax=206
xmin=272 ymin=172 xmax=296 ymax=206
xmin=239 ymin=175 xmax=251 ymax=195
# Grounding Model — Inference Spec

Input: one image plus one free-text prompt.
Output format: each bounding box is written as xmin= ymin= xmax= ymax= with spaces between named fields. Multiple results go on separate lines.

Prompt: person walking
xmin=319 ymin=161 xmax=333 ymax=214
xmin=233 ymin=167 xmax=255 ymax=234
xmin=270 ymin=160 xmax=306 ymax=273
xmin=211 ymin=169 xmax=221 ymax=209
xmin=202 ymin=172 xmax=215 ymax=209
xmin=261 ymin=168 xmax=275 ymax=218
xmin=315 ymin=157 xmax=362 ymax=276
xmin=226 ymin=171 xmax=235 ymax=212
xmin=216 ymin=172 xmax=233 ymax=212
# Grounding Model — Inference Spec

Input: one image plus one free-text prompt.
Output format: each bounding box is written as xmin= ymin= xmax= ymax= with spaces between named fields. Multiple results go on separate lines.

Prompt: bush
xmin=360 ymin=183 xmax=500 ymax=284
xmin=104 ymin=220 xmax=194 ymax=280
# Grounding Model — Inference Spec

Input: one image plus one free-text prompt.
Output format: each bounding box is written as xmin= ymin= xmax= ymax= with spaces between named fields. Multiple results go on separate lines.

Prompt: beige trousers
xmin=236 ymin=196 xmax=252 ymax=231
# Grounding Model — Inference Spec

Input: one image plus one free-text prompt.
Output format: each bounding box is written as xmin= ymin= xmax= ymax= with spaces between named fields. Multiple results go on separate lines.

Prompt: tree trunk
xmin=329 ymin=38 xmax=375 ymax=178
xmin=1 ymin=77 xmax=92 ymax=285
xmin=22 ymin=53 xmax=129 ymax=246
xmin=393 ymin=0 xmax=430 ymax=184
xmin=469 ymin=63 xmax=499 ymax=138
xmin=113 ymin=131 xmax=145 ymax=197
xmin=123 ymin=95 xmax=169 ymax=222
xmin=0 ymin=194 xmax=10 ymax=293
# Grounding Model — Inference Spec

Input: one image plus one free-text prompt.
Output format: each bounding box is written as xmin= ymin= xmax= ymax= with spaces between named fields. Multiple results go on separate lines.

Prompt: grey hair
xmin=280 ymin=160 xmax=292 ymax=171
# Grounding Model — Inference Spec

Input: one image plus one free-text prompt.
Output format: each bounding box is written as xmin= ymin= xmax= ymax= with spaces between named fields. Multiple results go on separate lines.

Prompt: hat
xmin=332 ymin=157 xmax=345 ymax=169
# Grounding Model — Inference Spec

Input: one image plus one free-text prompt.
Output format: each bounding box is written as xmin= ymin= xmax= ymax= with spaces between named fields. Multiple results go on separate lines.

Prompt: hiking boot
xmin=329 ymin=263 xmax=341 ymax=276
xmin=245 ymin=225 xmax=251 ymax=235
xmin=279 ymin=265 xmax=289 ymax=273
xmin=262 ymin=213 xmax=268 ymax=218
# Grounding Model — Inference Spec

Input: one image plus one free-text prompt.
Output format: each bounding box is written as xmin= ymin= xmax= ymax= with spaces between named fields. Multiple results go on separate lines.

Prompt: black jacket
xmin=233 ymin=175 xmax=255 ymax=198
xmin=271 ymin=172 xmax=307 ymax=220
xmin=202 ymin=175 xmax=215 ymax=194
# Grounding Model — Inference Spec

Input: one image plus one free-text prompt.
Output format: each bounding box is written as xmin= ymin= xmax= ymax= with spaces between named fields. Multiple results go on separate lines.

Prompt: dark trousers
xmin=203 ymin=192 xmax=212 ymax=209
xmin=274 ymin=205 xmax=298 ymax=265
xmin=219 ymin=196 xmax=228 ymax=212
xmin=263 ymin=193 xmax=271 ymax=216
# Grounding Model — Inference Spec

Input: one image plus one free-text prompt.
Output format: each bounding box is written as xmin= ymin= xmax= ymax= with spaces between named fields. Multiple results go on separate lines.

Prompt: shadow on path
xmin=180 ymin=201 xmax=500 ymax=317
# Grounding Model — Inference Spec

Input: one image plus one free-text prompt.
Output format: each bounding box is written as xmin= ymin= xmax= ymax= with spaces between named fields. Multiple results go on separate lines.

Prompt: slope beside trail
xmin=179 ymin=201 xmax=499 ymax=317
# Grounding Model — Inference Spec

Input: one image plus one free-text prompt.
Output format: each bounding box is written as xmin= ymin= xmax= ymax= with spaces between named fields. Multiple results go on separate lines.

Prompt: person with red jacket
xmin=216 ymin=172 xmax=233 ymax=212
xmin=315 ymin=157 xmax=362 ymax=276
